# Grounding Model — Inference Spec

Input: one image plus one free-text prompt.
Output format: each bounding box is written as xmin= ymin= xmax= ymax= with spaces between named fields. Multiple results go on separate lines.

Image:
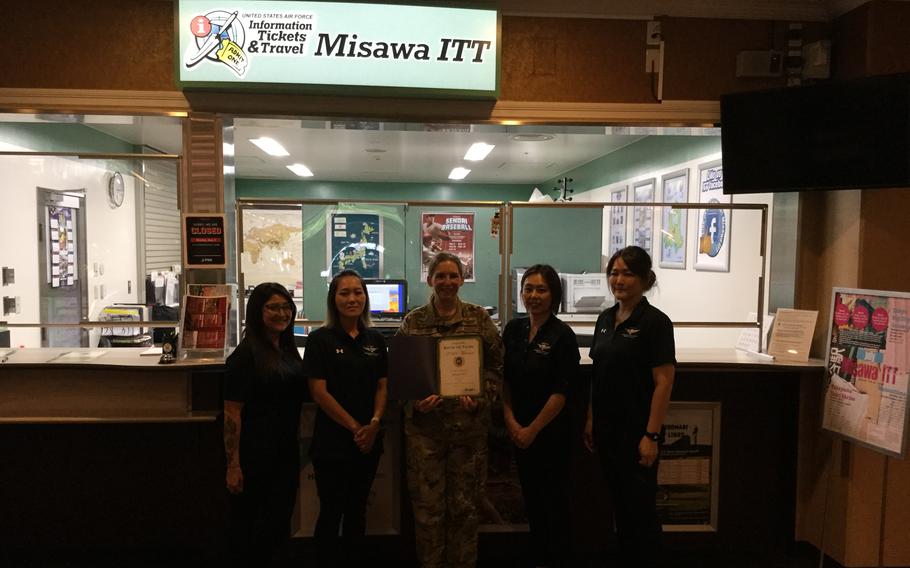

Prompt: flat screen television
xmin=364 ymin=278 xmax=408 ymax=319
xmin=721 ymin=73 xmax=910 ymax=194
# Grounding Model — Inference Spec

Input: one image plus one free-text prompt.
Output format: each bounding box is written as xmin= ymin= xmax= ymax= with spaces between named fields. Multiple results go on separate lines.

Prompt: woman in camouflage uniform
xmin=397 ymin=252 xmax=504 ymax=568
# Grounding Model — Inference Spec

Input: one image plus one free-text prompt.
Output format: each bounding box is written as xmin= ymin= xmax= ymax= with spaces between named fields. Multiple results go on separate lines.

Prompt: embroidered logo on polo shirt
xmin=621 ymin=327 xmax=640 ymax=339
xmin=362 ymin=345 xmax=380 ymax=357
xmin=533 ymin=341 xmax=552 ymax=356
xmin=336 ymin=348 xmax=344 ymax=354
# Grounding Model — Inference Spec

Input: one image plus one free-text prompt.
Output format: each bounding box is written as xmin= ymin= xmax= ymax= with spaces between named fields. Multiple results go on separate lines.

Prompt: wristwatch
xmin=644 ymin=431 xmax=660 ymax=442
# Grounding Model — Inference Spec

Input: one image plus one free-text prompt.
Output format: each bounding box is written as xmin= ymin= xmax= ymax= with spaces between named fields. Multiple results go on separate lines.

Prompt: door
xmin=37 ymin=187 xmax=88 ymax=347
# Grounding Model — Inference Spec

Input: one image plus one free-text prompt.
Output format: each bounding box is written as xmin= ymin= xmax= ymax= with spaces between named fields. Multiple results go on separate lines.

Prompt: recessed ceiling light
xmin=464 ymin=142 xmax=495 ymax=161
xmin=250 ymin=137 xmax=289 ymax=157
xmin=287 ymin=163 xmax=314 ymax=177
xmin=501 ymin=120 xmax=522 ymax=126
xmin=448 ymin=167 xmax=471 ymax=180
xmin=511 ymin=134 xmax=555 ymax=142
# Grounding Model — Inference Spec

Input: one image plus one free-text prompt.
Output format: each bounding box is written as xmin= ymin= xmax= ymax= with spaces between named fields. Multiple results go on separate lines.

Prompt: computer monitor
xmin=363 ymin=279 xmax=408 ymax=319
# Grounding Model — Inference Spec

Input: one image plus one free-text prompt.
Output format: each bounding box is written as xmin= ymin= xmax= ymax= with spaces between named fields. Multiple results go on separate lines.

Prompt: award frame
xmin=436 ymin=335 xmax=483 ymax=398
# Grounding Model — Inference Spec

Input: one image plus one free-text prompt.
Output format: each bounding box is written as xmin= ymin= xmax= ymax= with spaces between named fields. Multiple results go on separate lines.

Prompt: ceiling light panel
xmin=464 ymin=142 xmax=495 ymax=161
xmin=250 ymin=137 xmax=289 ymax=157
xmin=287 ymin=163 xmax=314 ymax=177
xmin=448 ymin=167 xmax=471 ymax=180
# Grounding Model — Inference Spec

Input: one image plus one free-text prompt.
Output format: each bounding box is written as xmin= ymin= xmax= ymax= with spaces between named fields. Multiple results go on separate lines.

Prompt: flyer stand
xmin=178 ymin=283 xmax=237 ymax=361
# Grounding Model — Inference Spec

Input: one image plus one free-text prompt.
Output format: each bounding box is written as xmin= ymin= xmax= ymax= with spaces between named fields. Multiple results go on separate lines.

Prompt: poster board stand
xmin=178 ymin=283 xmax=237 ymax=361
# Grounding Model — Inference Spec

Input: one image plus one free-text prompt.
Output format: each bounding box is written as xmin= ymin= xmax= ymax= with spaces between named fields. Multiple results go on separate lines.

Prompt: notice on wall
xmin=608 ymin=186 xmax=628 ymax=256
xmin=183 ymin=214 xmax=227 ymax=268
xmin=657 ymin=402 xmax=720 ymax=531
xmin=822 ymin=288 xmax=910 ymax=458
xmin=421 ymin=212 xmax=476 ymax=282
xmin=694 ymin=162 xmax=731 ymax=272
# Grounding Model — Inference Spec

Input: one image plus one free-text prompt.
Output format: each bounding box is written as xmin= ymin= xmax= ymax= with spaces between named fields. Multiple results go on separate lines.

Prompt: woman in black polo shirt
xmin=224 ymin=282 xmax=305 ymax=567
xmin=502 ymin=264 xmax=579 ymax=568
xmin=585 ymin=246 xmax=676 ymax=567
xmin=304 ymin=269 xmax=388 ymax=567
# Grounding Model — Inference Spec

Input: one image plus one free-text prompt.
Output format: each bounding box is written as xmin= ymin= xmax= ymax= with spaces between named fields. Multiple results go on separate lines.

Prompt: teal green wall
xmin=236 ymin=179 xmax=532 ymax=202
xmin=0 ymin=123 xmax=137 ymax=154
xmin=542 ymin=136 xmax=722 ymax=198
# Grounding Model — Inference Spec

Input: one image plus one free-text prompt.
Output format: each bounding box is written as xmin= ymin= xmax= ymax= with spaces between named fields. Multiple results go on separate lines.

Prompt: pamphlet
xmin=768 ymin=308 xmax=818 ymax=361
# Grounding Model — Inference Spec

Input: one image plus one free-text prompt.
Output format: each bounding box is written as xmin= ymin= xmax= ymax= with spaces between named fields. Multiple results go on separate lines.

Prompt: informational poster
xmin=632 ymin=179 xmax=655 ymax=256
xmin=179 ymin=294 xmax=229 ymax=351
xmin=660 ymin=170 xmax=689 ymax=269
xmin=183 ymin=214 xmax=227 ymax=268
xmin=694 ymin=162 xmax=731 ymax=272
xmin=47 ymin=206 xmax=77 ymax=287
xmin=608 ymin=186 xmax=628 ymax=256
xmin=421 ymin=212 xmax=476 ymax=282
xmin=822 ymin=288 xmax=910 ymax=458
xmin=657 ymin=402 xmax=720 ymax=531
xmin=328 ymin=212 xmax=382 ymax=279
xmin=767 ymin=308 xmax=818 ymax=361
xmin=294 ymin=405 xmax=402 ymax=536
xmin=241 ymin=207 xmax=303 ymax=292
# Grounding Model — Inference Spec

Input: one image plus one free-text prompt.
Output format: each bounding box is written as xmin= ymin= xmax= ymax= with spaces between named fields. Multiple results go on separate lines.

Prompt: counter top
xmin=0 ymin=347 xmax=224 ymax=369
xmin=2 ymin=346 xmax=823 ymax=371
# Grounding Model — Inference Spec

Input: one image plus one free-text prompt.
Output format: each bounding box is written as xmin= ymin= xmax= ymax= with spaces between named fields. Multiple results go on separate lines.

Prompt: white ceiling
xmin=230 ymin=119 xmax=648 ymax=184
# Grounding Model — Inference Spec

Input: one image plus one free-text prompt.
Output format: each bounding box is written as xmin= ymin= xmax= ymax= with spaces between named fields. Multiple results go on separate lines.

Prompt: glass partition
xmin=0 ymin=114 xmax=183 ymax=349
xmin=507 ymin=200 xmax=770 ymax=349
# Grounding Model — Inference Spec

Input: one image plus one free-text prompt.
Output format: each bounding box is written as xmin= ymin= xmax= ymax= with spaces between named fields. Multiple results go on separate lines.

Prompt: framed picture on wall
xmin=632 ymin=179 xmax=656 ymax=256
xmin=421 ymin=212 xmax=476 ymax=282
xmin=659 ymin=170 xmax=689 ymax=269
xmin=326 ymin=211 xmax=383 ymax=278
xmin=694 ymin=161 xmax=731 ymax=272
xmin=608 ymin=186 xmax=628 ymax=256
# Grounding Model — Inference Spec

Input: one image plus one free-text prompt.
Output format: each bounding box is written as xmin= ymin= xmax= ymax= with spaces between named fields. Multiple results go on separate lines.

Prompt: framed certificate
xmin=387 ymin=335 xmax=483 ymax=399
xmin=437 ymin=336 xmax=482 ymax=397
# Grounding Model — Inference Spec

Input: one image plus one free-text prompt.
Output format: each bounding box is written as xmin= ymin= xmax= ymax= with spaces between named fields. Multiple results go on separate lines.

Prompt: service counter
xmin=0 ymin=347 xmax=824 ymax=564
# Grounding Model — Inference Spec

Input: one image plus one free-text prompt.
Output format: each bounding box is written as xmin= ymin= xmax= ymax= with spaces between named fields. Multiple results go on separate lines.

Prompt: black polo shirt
xmin=303 ymin=325 xmax=388 ymax=460
xmin=589 ymin=297 xmax=676 ymax=446
xmin=224 ymin=339 xmax=306 ymax=467
xmin=503 ymin=315 xmax=579 ymax=432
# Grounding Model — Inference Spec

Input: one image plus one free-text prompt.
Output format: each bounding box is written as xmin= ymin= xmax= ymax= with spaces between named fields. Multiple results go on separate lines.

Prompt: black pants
xmin=312 ymin=452 xmax=382 ymax=568
xmin=599 ymin=444 xmax=662 ymax=568
xmin=514 ymin=427 xmax=572 ymax=568
xmin=227 ymin=460 xmax=299 ymax=568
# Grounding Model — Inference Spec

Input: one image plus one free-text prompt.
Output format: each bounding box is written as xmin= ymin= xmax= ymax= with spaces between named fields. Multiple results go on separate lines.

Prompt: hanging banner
xmin=421 ymin=212 xmax=476 ymax=282
xmin=822 ymin=288 xmax=910 ymax=458
xmin=327 ymin=212 xmax=383 ymax=279
xmin=694 ymin=161 xmax=731 ymax=272
xmin=177 ymin=1 xmax=499 ymax=97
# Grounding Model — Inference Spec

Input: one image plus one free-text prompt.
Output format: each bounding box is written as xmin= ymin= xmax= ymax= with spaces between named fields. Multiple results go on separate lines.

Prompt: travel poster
xmin=421 ymin=212 xmax=476 ymax=282
xmin=328 ymin=212 xmax=382 ymax=278
xmin=608 ymin=186 xmax=627 ymax=256
xmin=694 ymin=162 xmax=731 ymax=272
xmin=660 ymin=170 xmax=689 ymax=269
xmin=822 ymin=288 xmax=910 ymax=457
xmin=632 ymin=179 xmax=655 ymax=256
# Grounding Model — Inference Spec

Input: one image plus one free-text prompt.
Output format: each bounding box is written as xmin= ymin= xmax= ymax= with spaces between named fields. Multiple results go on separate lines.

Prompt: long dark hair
xmin=606 ymin=246 xmax=657 ymax=291
xmin=521 ymin=264 xmax=563 ymax=314
xmin=325 ymin=270 xmax=372 ymax=329
xmin=243 ymin=282 xmax=301 ymax=365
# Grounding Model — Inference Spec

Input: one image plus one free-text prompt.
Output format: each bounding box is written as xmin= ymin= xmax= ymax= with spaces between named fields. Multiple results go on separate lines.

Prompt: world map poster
xmin=241 ymin=208 xmax=303 ymax=292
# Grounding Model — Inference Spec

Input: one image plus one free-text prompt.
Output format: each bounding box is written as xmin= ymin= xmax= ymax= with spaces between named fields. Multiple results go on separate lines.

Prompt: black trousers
xmin=599 ymin=444 xmax=662 ymax=568
xmin=227 ymin=459 xmax=299 ymax=568
xmin=514 ymin=427 xmax=572 ymax=568
xmin=312 ymin=452 xmax=382 ymax=568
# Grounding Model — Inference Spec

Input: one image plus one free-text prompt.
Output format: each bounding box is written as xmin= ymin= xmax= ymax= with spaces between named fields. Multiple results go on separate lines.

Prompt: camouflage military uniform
xmin=397 ymin=297 xmax=504 ymax=568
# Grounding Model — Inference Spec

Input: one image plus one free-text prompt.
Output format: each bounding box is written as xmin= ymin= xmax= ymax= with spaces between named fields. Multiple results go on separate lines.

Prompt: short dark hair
xmin=521 ymin=264 xmax=563 ymax=314
xmin=427 ymin=252 xmax=464 ymax=280
xmin=325 ymin=270 xmax=372 ymax=329
xmin=606 ymin=246 xmax=657 ymax=291
xmin=244 ymin=282 xmax=300 ymax=360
